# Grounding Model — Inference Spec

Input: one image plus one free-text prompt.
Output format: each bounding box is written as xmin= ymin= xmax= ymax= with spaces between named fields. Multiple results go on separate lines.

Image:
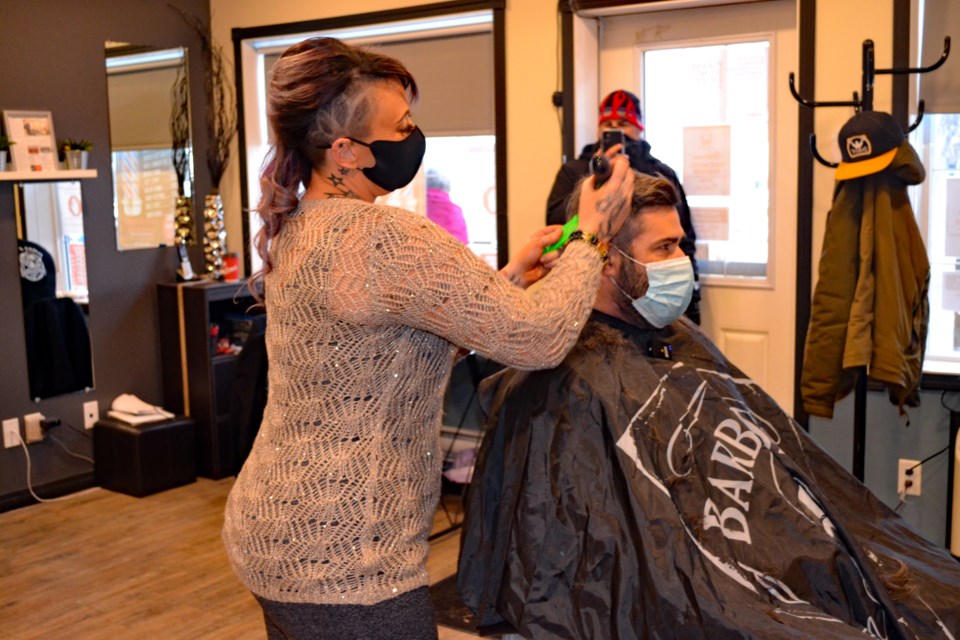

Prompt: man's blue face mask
xmin=613 ymin=249 xmax=694 ymax=328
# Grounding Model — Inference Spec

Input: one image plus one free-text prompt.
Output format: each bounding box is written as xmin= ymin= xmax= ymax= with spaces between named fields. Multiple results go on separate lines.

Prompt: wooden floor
xmin=0 ymin=478 xmax=479 ymax=640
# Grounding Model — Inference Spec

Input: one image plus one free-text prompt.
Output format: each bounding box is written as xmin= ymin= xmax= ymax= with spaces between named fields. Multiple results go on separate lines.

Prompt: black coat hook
xmin=788 ymin=73 xmax=861 ymax=109
xmin=809 ymin=134 xmax=838 ymax=169
xmin=906 ymin=100 xmax=925 ymax=134
xmin=876 ymin=36 xmax=950 ymax=76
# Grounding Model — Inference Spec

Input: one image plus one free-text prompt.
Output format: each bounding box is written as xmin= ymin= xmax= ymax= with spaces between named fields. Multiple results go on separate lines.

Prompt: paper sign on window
xmin=690 ymin=207 xmax=730 ymax=241
xmin=942 ymin=271 xmax=960 ymax=312
xmin=682 ymin=125 xmax=731 ymax=196
xmin=946 ymin=178 xmax=960 ymax=257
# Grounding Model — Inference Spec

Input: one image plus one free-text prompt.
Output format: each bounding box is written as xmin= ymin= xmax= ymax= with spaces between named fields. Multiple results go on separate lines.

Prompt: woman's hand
xmin=576 ymin=154 xmax=635 ymax=243
xmin=499 ymin=225 xmax=564 ymax=289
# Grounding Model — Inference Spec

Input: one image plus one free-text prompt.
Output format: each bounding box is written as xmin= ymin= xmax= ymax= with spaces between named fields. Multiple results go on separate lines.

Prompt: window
xmin=909 ymin=0 xmax=959 ymax=375
xmin=641 ymin=38 xmax=772 ymax=283
xmin=236 ymin=10 xmax=499 ymax=275
xmin=910 ymin=114 xmax=960 ymax=375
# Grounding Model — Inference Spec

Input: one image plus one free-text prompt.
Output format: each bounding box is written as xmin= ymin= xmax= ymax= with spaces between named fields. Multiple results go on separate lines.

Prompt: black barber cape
xmin=458 ymin=312 xmax=960 ymax=639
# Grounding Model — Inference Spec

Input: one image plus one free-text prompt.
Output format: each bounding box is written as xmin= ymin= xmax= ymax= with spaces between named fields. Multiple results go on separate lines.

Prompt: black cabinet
xmin=157 ymin=281 xmax=262 ymax=478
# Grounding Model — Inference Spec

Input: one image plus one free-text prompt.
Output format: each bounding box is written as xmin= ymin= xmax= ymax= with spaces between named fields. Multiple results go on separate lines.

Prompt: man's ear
xmin=326 ymin=137 xmax=361 ymax=169
xmin=602 ymin=247 xmax=621 ymax=278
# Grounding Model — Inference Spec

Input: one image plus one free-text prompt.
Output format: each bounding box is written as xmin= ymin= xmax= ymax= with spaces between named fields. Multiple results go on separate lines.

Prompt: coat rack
xmin=788 ymin=36 xmax=951 ymax=481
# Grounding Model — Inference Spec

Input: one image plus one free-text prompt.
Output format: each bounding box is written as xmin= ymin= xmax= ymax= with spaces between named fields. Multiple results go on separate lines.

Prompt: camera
xmin=601 ymin=129 xmax=625 ymax=153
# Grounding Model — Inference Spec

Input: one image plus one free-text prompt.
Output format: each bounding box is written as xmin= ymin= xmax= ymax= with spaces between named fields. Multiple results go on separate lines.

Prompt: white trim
xmin=105 ymin=47 xmax=185 ymax=74
xmin=249 ymin=11 xmax=492 ymax=54
xmin=579 ymin=0 xmax=772 ymax=18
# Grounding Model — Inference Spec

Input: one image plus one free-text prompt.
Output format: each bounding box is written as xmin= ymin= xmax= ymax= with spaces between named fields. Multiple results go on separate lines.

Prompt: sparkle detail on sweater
xmin=222 ymin=198 xmax=601 ymax=605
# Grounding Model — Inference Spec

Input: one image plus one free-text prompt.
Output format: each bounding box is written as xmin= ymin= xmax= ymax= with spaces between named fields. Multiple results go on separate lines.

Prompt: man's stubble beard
xmin=613 ymin=253 xmax=650 ymax=327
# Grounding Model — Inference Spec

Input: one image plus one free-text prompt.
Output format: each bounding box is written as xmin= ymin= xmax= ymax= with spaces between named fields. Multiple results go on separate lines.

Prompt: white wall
xmin=810 ymin=0 xmax=894 ymax=285
xmin=210 ymin=0 xmax=563 ymax=266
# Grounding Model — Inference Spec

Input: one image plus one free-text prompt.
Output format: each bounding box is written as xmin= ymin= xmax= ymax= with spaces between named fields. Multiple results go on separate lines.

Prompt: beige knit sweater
xmin=223 ymin=198 xmax=602 ymax=605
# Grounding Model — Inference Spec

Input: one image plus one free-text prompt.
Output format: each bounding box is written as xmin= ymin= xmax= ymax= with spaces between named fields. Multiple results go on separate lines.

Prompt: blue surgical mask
xmin=614 ymin=251 xmax=694 ymax=328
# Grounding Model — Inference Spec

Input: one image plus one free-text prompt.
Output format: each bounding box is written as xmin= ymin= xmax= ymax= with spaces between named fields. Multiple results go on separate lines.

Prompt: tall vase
xmin=174 ymin=195 xmax=194 ymax=246
xmin=203 ymin=193 xmax=227 ymax=280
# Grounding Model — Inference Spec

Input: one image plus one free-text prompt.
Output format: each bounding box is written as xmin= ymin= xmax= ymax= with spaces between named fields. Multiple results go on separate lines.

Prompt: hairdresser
xmin=222 ymin=37 xmax=634 ymax=640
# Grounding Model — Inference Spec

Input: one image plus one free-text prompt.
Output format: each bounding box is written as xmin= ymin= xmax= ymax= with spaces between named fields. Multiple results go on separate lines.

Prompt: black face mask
xmin=348 ymin=126 xmax=426 ymax=192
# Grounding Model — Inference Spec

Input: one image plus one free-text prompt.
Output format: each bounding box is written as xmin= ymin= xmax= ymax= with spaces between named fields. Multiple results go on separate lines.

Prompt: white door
xmin=599 ymin=1 xmax=798 ymax=410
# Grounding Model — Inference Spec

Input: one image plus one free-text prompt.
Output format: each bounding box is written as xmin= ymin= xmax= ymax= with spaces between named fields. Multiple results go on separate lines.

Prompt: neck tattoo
xmin=323 ymin=171 xmax=356 ymax=199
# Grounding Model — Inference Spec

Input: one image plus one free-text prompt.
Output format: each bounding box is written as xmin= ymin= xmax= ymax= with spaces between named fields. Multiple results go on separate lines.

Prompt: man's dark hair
xmin=565 ymin=172 xmax=679 ymax=253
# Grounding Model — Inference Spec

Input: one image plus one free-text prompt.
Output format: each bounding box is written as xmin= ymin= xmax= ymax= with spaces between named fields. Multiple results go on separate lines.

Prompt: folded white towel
xmin=111 ymin=393 xmax=174 ymax=418
xmin=105 ymin=410 xmax=172 ymax=426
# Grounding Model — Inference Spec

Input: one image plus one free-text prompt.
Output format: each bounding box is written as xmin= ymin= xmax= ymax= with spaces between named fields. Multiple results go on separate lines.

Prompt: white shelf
xmin=0 ymin=169 xmax=98 ymax=182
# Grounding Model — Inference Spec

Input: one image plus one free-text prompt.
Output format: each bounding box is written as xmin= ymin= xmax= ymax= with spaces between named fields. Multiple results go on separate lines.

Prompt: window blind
xmin=107 ymin=66 xmax=180 ymax=150
xmin=263 ymin=32 xmax=494 ymax=137
xmin=919 ymin=0 xmax=959 ymax=113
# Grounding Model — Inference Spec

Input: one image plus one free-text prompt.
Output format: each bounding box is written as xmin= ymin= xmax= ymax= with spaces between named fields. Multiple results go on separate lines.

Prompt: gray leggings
xmin=256 ymin=587 xmax=438 ymax=640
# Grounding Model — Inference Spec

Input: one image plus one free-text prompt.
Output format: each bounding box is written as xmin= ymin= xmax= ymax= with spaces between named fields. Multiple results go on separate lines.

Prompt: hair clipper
xmin=590 ymin=153 xmax=612 ymax=188
xmin=542 ymin=155 xmax=614 ymax=255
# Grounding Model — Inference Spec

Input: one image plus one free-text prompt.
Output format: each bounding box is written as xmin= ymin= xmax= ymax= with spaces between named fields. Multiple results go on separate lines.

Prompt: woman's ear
xmin=327 ymin=137 xmax=360 ymax=169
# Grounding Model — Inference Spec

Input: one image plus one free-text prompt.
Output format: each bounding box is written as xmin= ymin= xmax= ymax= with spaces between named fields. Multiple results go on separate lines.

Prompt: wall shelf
xmin=0 ymin=169 xmax=98 ymax=182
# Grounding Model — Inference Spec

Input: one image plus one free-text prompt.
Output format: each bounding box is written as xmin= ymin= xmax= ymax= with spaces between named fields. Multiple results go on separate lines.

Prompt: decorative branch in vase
xmin=174 ymin=5 xmax=238 ymax=281
xmin=170 ymin=54 xmax=194 ymax=252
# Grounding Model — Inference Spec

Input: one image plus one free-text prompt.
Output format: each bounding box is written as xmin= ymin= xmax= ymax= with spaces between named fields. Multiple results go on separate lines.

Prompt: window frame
xmin=231 ymin=1 xmax=508 ymax=276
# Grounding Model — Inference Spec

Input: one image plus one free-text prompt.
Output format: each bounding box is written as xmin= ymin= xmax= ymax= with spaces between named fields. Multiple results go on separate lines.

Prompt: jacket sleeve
xmin=365 ymin=207 xmax=604 ymax=370
xmin=674 ymin=179 xmax=698 ymax=268
xmin=546 ymin=161 xmax=586 ymax=226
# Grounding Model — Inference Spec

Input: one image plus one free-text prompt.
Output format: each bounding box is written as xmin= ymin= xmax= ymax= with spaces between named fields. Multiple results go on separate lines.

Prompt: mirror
xmin=105 ymin=44 xmax=193 ymax=250
xmin=15 ymin=181 xmax=94 ymax=401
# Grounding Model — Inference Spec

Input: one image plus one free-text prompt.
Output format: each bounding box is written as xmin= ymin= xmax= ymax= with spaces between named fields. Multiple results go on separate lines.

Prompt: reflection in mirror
xmin=15 ymin=181 xmax=94 ymax=401
xmin=105 ymin=44 xmax=192 ymax=250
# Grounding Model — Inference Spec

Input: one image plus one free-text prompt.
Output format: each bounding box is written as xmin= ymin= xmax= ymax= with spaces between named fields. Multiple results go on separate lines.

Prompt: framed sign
xmin=2 ymin=110 xmax=58 ymax=172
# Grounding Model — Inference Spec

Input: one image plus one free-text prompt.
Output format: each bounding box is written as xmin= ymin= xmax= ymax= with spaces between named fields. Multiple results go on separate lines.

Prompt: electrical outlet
xmin=897 ymin=458 xmax=922 ymax=497
xmin=24 ymin=412 xmax=44 ymax=443
xmin=3 ymin=418 xmax=20 ymax=448
xmin=83 ymin=400 xmax=99 ymax=430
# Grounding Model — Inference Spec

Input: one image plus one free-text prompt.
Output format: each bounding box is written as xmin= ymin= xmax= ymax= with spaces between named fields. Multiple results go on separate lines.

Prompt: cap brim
xmin=835 ymin=147 xmax=897 ymax=181
xmin=598 ymin=115 xmax=644 ymax=132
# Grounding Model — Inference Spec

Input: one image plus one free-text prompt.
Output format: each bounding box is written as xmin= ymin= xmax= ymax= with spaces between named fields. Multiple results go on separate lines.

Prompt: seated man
xmin=458 ymin=174 xmax=960 ymax=639
xmin=546 ymin=89 xmax=700 ymax=323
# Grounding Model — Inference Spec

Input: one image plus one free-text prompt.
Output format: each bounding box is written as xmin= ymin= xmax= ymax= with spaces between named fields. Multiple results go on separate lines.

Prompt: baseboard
xmin=0 ymin=471 xmax=96 ymax=513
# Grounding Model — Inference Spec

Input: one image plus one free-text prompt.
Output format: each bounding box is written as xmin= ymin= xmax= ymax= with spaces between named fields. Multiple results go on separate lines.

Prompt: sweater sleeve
xmin=365 ymin=206 xmax=603 ymax=370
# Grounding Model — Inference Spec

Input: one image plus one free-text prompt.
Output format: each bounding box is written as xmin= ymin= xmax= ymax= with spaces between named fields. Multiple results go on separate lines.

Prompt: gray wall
xmin=0 ymin=0 xmax=211 ymax=509
xmin=809 ymin=388 xmax=956 ymax=548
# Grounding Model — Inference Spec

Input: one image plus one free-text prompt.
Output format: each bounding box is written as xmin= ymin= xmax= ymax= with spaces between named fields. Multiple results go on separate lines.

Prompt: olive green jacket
xmin=801 ymin=142 xmax=929 ymax=419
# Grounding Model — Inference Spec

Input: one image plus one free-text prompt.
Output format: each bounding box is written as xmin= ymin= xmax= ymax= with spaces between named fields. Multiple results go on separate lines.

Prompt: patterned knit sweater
xmin=222 ymin=198 xmax=602 ymax=605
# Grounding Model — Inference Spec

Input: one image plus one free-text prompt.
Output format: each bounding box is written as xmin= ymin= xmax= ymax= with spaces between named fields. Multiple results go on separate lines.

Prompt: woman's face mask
xmin=349 ymin=126 xmax=426 ymax=192
xmin=613 ymin=249 xmax=694 ymax=328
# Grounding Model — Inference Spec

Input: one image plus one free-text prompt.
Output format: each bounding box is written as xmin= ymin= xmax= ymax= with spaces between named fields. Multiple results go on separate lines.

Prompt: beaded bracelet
xmin=567 ymin=230 xmax=609 ymax=263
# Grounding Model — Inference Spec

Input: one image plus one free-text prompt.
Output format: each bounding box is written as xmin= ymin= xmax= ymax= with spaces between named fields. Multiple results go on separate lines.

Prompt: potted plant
xmin=0 ymin=134 xmax=15 ymax=172
xmin=60 ymin=137 xmax=93 ymax=170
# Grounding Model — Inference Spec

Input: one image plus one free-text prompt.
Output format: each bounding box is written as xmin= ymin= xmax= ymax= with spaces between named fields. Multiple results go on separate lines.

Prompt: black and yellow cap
xmin=835 ymin=110 xmax=904 ymax=181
